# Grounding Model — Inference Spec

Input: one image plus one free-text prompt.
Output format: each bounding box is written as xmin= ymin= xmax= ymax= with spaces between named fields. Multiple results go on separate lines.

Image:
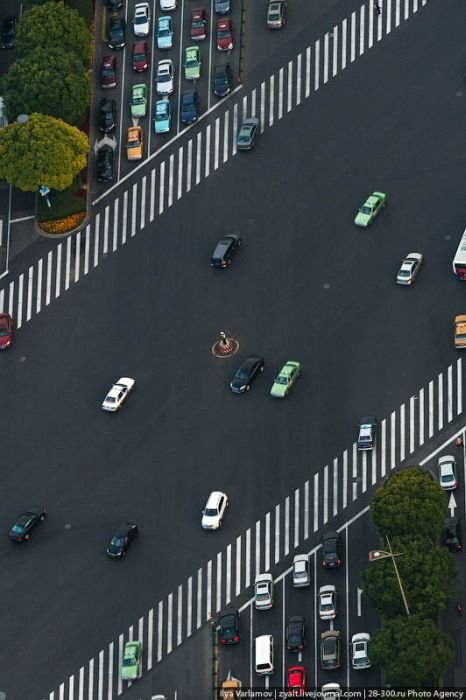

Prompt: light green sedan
xmin=184 ymin=46 xmax=201 ymax=80
xmin=130 ymin=84 xmax=148 ymax=118
xmin=270 ymin=361 xmax=301 ymax=398
xmin=354 ymin=191 xmax=387 ymax=227
xmin=121 ymin=640 xmax=142 ymax=681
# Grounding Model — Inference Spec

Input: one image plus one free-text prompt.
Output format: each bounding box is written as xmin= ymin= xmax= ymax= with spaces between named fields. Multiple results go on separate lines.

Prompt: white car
xmin=201 ymin=491 xmax=228 ymax=530
xmin=318 ymin=584 xmax=337 ymax=620
xmin=160 ymin=0 xmax=176 ymax=9
xmin=102 ymin=377 xmax=135 ymax=412
xmin=321 ymin=684 xmax=342 ymax=699
xmin=351 ymin=633 xmax=371 ymax=669
xmin=133 ymin=2 xmax=151 ymax=36
xmin=437 ymin=455 xmax=458 ymax=491
xmin=396 ymin=252 xmax=423 ymax=286
xmin=292 ymin=554 xmax=310 ymax=587
xmin=156 ymin=59 xmax=174 ymax=95
xmin=254 ymin=573 xmax=274 ymax=610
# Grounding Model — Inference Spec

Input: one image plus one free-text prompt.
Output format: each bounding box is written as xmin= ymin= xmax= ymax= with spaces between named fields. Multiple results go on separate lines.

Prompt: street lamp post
xmin=368 ymin=535 xmax=411 ymax=617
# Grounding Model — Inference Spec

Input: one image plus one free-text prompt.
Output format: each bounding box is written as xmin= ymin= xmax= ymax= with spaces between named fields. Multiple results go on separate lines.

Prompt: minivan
xmin=255 ymin=634 xmax=274 ymax=675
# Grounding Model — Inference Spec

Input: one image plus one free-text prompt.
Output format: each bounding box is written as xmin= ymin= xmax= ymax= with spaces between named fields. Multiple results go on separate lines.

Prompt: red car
xmin=191 ymin=8 xmax=207 ymax=40
xmin=287 ymin=665 xmax=306 ymax=695
xmin=0 ymin=313 xmax=13 ymax=350
xmin=216 ymin=17 xmax=233 ymax=51
xmin=132 ymin=41 xmax=149 ymax=72
xmin=100 ymin=55 xmax=117 ymax=88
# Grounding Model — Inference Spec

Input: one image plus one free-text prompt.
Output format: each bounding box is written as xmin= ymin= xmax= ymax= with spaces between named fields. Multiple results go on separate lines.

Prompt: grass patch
xmin=37 ymin=175 xmax=86 ymax=223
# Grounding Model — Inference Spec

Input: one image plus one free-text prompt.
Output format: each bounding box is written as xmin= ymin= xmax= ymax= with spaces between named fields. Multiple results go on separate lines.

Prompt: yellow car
xmin=455 ymin=315 xmax=466 ymax=349
xmin=127 ymin=125 xmax=143 ymax=160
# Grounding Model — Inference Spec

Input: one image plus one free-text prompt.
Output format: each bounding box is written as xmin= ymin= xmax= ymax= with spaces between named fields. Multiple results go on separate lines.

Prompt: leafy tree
xmin=370 ymin=467 xmax=446 ymax=540
xmin=29 ymin=0 xmax=94 ymax=24
xmin=1 ymin=47 xmax=91 ymax=126
xmin=370 ymin=615 xmax=454 ymax=687
xmin=362 ymin=535 xmax=457 ymax=618
xmin=16 ymin=1 xmax=91 ymax=65
xmin=0 ymin=113 xmax=88 ymax=192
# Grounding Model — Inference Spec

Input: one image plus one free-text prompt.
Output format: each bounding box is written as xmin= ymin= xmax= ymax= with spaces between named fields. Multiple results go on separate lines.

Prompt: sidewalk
xmin=0 ymin=213 xmax=40 ymax=277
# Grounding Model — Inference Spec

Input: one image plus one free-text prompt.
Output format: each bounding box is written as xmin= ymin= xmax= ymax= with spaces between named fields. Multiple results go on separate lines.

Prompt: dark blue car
xmin=180 ymin=89 xmax=199 ymax=125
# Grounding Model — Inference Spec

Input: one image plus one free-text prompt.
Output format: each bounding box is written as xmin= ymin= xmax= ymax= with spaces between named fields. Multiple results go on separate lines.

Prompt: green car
xmin=354 ymin=191 xmax=387 ymax=227
xmin=270 ymin=361 xmax=301 ymax=398
xmin=184 ymin=46 xmax=201 ymax=80
xmin=130 ymin=84 xmax=148 ymax=118
xmin=121 ymin=640 xmax=142 ymax=681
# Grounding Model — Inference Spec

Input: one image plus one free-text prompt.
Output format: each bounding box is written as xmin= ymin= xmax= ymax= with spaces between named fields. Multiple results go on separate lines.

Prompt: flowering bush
xmin=38 ymin=212 xmax=86 ymax=235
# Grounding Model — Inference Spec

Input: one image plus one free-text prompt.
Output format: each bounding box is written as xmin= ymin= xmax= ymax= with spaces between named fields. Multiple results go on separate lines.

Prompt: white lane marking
xmin=196 ymin=132 xmax=202 ymax=184
xmin=8 ymin=279 xmax=14 ymax=316
xmin=313 ymin=473 xmax=319 ymax=532
xmin=93 ymin=212 xmax=100 ymax=267
xmin=147 ymin=608 xmax=154 ymax=668
xmin=448 ymin=364 xmax=453 ymax=423
xmin=103 ymin=205 xmax=109 ymax=254
xmin=333 ymin=458 xmax=338 ymax=516
xmin=269 ymin=74 xmax=275 ymax=127
xmin=157 ymin=601 xmax=163 ymax=662
xmin=242 ymin=94 xmax=248 ymax=122
xmin=419 ymin=387 xmax=425 ymax=445
xmin=352 ymin=442 xmax=358 ymax=502
xmin=304 ymin=480 xmax=309 ymax=540
xmin=186 ymin=579 xmax=192 ymax=639
xmin=214 ymin=118 xmax=220 ymax=171
xmin=206 ymin=559 xmax=212 ymax=620
xmin=112 ymin=198 xmax=119 ymax=252
xmin=186 ymin=139 xmax=193 ymax=192
xmin=16 ymin=274 xmax=23 ymax=329
xmin=371 ymin=448 xmax=377 ymax=487
xmin=159 ymin=161 xmax=165 ymax=215
xmin=458 ymin=358 xmax=463 ymax=416
xmin=284 ymin=496 xmax=290 ymax=556
xmin=55 ymin=244 xmax=63 ymax=300
xmin=117 ymin=634 xmax=123 ymax=695
xmin=314 ymin=39 xmax=320 ymax=90
xmin=245 ymin=528 xmax=251 ymax=587
xmin=438 ymin=372 xmax=444 ymax=431
xmin=400 ymin=402 xmax=406 ymax=463
xmin=205 ymin=124 xmax=211 ymax=179
xmin=341 ymin=17 xmax=347 ymax=70
xmin=177 ymin=585 xmax=182 ymax=646
xmin=150 ymin=168 xmax=156 ymax=222
xmin=216 ymin=552 xmax=222 ymax=613
xmin=88 ymin=658 xmax=94 ymax=700
xmin=278 ymin=67 xmax=284 ymax=119
xmin=235 ymin=535 xmax=241 ymax=597
xmin=265 ymin=512 xmax=271 ymax=572
xmin=323 ymin=33 xmax=329 ymax=84
xmin=107 ymin=642 xmax=113 ymax=700
xmin=409 ymin=396 xmax=416 ymax=454
xmin=387 ymin=0 xmax=392 ymax=33
xmin=294 ymin=488 xmax=299 ymax=548
xmin=26 ymin=266 xmax=33 ymax=322
xmin=168 ymin=154 xmax=174 ymax=208
xmin=251 ymin=87 xmax=257 ymax=117
xmin=141 ymin=176 xmax=146 ymax=229
xmin=274 ymin=504 xmax=280 ymax=565
xmin=260 ymin=81 xmax=266 ymax=132
xmin=369 ymin=2 xmax=374 ymax=48
xmin=0 ymin=288 xmax=4 ymax=312
xmin=404 ymin=0 xmax=409 ymax=21
xmin=78 ymin=666 xmax=84 ymax=700
xmin=296 ymin=54 xmax=302 ymax=105
xmin=45 ymin=251 xmax=52 ymax=306
xmin=167 ymin=593 xmax=173 ymax=654
xmin=391 ymin=411 xmax=396 ymax=470
xmin=350 ymin=11 xmax=356 ymax=62
xmin=381 ymin=419 xmax=387 ymax=477
xmin=121 ymin=192 xmax=128 ymax=246
xmin=323 ymin=465 xmax=329 ymax=523
xmin=226 ymin=544 xmax=231 ymax=605
xmin=359 ymin=4 xmax=365 ymax=55
xmin=361 ymin=451 xmax=367 ymax=494
xmin=342 ymin=449 xmax=348 ymax=509
xmin=74 ymin=232 xmax=81 ymax=283
xmin=223 ymin=112 xmax=229 ymax=162
xmin=255 ymin=520 xmax=261 ymax=579
xmin=36 ymin=259 xmax=42 ymax=315
xmin=305 ymin=46 xmax=311 ymax=98
xmin=287 ymin=60 xmax=293 ymax=111
xmin=232 ymin=103 xmax=238 ymax=155
xmin=429 ymin=379 xmax=434 ymax=438
xmin=332 ymin=25 xmax=338 ymax=77
xmin=196 ymin=568 xmax=202 ymax=630
xmin=378 ymin=0 xmax=384 ymax=40
xmin=131 ymin=184 xmax=137 ymax=237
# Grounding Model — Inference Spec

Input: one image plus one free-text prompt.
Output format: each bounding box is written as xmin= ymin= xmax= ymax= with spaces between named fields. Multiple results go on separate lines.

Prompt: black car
xmin=98 ymin=98 xmax=117 ymax=132
xmin=320 ymin=630 xmax=341 ymax=669
xmin=108 ymin=15 xmax=126 ymax=50
xmin=210 ymin=233 xmax=241 ymax=268
xmin=357 ymin=416 xmax=377 ymax=450
xmin=9 ymin=506 xmax=47 ymax=542
xmin=1 ymin=16 xmax=17 ymax=48
xmin=286 ymin=615 xmax=305 ymax=652
xmin=442 ymin=517 xmax=463 ymax=552
xmin=230 ymin=355 xmax=264 ymax=394
xmin=213 ymin=63 xmax=232 ymax=97
xmin=322 ymin=531 xmax=341 ymax=568
xmin=106 ymin=0 xmax=123 ymax=10
xmin=219 ymin=609 xmax=240 ymax=644
xmin=180 ymin=89 xmax=199 ymax=125
xmin=96 ymin=146 xmax=115 ymax=182
xmin=106 ymin=522 xmax=138 ymax=558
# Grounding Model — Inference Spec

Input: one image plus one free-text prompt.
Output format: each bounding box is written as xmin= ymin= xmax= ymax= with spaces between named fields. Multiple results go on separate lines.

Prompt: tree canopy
xmin=1 ymin=47 xmax=91 ymax=126
xmin=370 ymin=616 xmax=454 ymax=687
xmin=362 ymin=535 xmax=457 ymax=618
xmin=370 ymin=467 xmax=447 ymax=540
xmin=29 ymin=0 xmax=94 ymax=24
xmin=0 ymin=113 xmax=88 ymax=192
xmin=15 ymin=1 xmax=91 ymax=65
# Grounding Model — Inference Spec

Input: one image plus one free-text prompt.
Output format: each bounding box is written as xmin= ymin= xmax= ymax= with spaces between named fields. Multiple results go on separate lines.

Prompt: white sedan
xmin=292 ymin=554 xmax=310 ymax=587
xmin=396 ymin=252 xmax=423 ymax=285
xmin=156 ymin=59 xmax=174 ymax=95
xmin=102 ymin=377 xmax=135 ymax=412
xmin=133 ymin=2 xmax=151 ymax=36
xmin=318 ymin=584 xmax=337 ymax=620
xmin=201 ymin=491 xmax=228 ymax=530
xmin=254 ymin=573 xmax=274 ymax=610
xmin=160 ymin=0 xmax=176 ymax=9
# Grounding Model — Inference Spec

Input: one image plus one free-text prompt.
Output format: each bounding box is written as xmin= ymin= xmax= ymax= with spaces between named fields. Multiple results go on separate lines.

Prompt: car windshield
xmin=186 ymin=58 xmax=197 ymax=66
xmin=159 ymin=28 xmax=170 ymax=36
xmin=398 ymin=269 xmax=409 ymax=276
xmin=134 ymin=15 xmax=146 ymax=24
xmin=204 ymin=508 xmax=218 ymax=516
xmin=111 ymin=536 xmax=125 ymax=547
xmin=360 ymin=205 xmax=372 ymax=214
xmin=159 ymin=73 xmax=170 ymax=81
xmin=12 ymin=524 xmax=25 ymax=533
xmin=275 ymin=375 xmax=288 ymax=385
xmin=133 ymin=95 xmax=145 ymax=104
xmin=102 ymin=68 xmax=114 ymax=77
xmin=440 ymin=472 xmax=452 ymax=482
xmin=321 ymin=600 xmax=333 ymax=610
xmin=156 ymin=112 xmax=167 ymax=121
xmin=192 ymin=20 xmax=204 ymax=27
xmin=236 ymin=370 xmax=249 ymax=380
xmin=256 ymin=591 xmax=269 ymax=600
xmin=269 ymin=12 xmax=280 ymax=19
xmin=134 ymin=52 xmax=145 ymax=60
xmin=122 ymin=657 xmax=135 ymax=666
xmin=0 ymin=327 xmax=8 ymax=336
xmin=128 ymin=138 xmax=140 ymax=147
xmin=218 ymin=29 xmax=230 ymax=38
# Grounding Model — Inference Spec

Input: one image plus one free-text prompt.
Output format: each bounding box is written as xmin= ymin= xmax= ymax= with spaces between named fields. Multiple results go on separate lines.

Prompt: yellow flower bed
xmin=39 ymin=212 xmax=86 ymax=235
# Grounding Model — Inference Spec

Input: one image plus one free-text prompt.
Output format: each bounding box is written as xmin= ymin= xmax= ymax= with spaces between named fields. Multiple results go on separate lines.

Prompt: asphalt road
xmin=1 ymin=1 xmax=466 ymax=698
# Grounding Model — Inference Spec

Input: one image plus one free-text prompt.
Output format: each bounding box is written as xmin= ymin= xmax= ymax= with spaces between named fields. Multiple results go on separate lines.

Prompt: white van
xmin=255 ymin=634 xmax=274 ymax=675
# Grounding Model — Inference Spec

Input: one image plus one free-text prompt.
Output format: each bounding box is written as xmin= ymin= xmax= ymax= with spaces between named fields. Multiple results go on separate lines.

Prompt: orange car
xmin=126 ymin=125 xmax=143 ymax=160
xmin=454 ymin=315 xmax=466 ymax=349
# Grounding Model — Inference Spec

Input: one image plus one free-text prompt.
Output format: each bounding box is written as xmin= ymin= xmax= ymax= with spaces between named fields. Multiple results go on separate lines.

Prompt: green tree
xmin=16 ymin=1 xmax=91 ymax=65
xmin=362 ymin=535 xmax=457 ymax=618
xmin=370 ymin=467 xmax=446 ymax=540
xmin=1 ymin=47 xmax=91 ymax=126
xmin=0 ymin=113 xmax=88 ymax=192
xmin=29 ymin=0 xmax=94 ymax=24
xmin=370 ymin=616 xmax=454 ymax=686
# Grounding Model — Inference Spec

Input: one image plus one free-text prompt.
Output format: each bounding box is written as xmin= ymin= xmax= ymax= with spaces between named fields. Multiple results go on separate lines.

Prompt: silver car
xmin=292 ymin=554 xmax=310 ymax=587
xmin=351 ymin=633 xmax=371 ymax=669
xmin=267 ymin=0 xmax=286 ymax=29
xmin=396 ymin=252 xmax=423 ymax=286
xmin=254 ymin=573 xmax=274 ymax=610
xmin=318 ymin=584 xmax=337 ymax=620
xmin=437 ymin=455 xmax=458 ymax=491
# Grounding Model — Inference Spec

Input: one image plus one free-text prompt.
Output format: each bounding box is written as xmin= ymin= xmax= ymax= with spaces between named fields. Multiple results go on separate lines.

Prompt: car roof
xmin=206 ymin=491 xmax=224 ymax=506
xmin=158 ymin=16 xmax=171 ymax=26
xmin=255 ymin=572 xmax=273 ymax=583
xmin=186 ymin=46 xmax=198 ymax=56
xmin=352 ymin=632 xmax=370 ymax=642
xmin=320 ymin=584 xmax=336 ymax=594
xmin=322 ymin=630 xmax=340 ymax=639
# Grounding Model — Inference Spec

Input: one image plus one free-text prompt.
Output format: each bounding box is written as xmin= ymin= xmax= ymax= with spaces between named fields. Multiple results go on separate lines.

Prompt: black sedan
xmin=106 ymin=522 xmax=138 ymax=558
xmin=98 ymin=98 xmax=117 ymax=132
xmin=212 ymin=63 xmax=232 ymax=97
xmin=322 ymin=531 xmax=341 ymax=568
xmin=210 ymin=233 xmax=241 ymax=268
xmin=108 ymin=15 xmax=126 ymax=50
xmin=96 ymin=146 xmax=114 ymax=182
xmin=219 ymin=609 xmax=240 ymax=644
xmin=1 ymin=16 xmax=17 ymax=49
xmin=286 ymin=615 xmax=305 ymax=652
xmin=9 ymin=506 xmax=47 ymax=542
xmin=442 ymin=517 xmax=462 ymax=552
xmin=230 ymin=355 xmax=264 ymax=393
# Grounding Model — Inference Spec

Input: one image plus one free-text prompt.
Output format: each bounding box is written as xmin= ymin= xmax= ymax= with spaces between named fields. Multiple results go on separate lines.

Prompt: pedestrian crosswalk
xmin=45 ymin=355 xmax=462 ymax=700
xmin=1 ymin=0 xmax=428 ymax=326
